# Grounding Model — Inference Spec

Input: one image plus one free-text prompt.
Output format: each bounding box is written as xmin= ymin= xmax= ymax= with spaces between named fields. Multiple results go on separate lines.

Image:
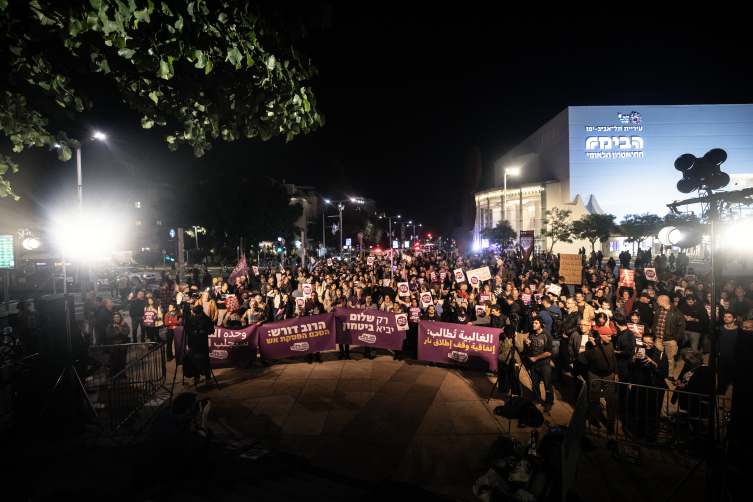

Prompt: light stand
xmin=25 ymin=253 xmax=105 ymax=440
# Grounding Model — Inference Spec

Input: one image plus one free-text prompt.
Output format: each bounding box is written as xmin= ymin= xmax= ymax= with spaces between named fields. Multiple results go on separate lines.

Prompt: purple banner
xmin=417 ymin=321 xmax=500 ymax=371
xmin=258 ymin=312 xmax=336 ymax=360
xmin=334 ymin=307 xmax=406 ymax=351
xmin=173 ymin=325 xmax=258 ymax=364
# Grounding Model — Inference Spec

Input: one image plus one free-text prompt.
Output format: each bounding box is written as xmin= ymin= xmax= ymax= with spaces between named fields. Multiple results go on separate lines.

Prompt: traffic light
xmin=277 ymin=247 xmax=283 ymax=253
xmin=428 ymin=234 xmax=432 ymax=238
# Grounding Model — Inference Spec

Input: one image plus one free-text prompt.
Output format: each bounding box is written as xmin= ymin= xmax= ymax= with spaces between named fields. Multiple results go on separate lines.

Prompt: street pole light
xmin=408 ymin=223 xmax=422 ymax=245
xmin=504 ymin=167 xmax=520 ymax=249
xmin=323 ymin=199 xmax=330 ymax=256
xmin=192 ymin=226 xmax=200 ymax=249
xmin=58 ymin=132 xmax=107 ymax=298
xmin=379 ymin=213 xmax=400 ymax=278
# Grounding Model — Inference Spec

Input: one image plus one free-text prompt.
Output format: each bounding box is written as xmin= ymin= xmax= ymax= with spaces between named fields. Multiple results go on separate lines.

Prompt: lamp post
xmin=379 ymin=213 xmax=401 ymax=278
xmin=325 ymin=199 xmax=358 ymax=255
xmin=407 ymin=223 xmax=422 ymax=245
xmin=58 ymin=132 xmax=107 ymax=297
xmin=192 ymin=226 xmax=200 ymax=249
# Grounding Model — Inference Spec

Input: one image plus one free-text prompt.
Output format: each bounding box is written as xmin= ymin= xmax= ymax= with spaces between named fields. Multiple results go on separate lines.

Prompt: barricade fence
xmin=587 ymin=379 xmax=730 ymax=457
xmin=84 ymin=342 xmax=157 ymax=391
xmin=105 ymin=342 xmax=170 ymax=441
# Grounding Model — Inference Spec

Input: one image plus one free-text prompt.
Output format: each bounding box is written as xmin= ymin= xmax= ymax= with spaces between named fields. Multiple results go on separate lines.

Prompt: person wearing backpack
xmin=585 ymin=326 xmax=619 ymax=433
xmin=534 ymin=297 xmax=567 ymax=383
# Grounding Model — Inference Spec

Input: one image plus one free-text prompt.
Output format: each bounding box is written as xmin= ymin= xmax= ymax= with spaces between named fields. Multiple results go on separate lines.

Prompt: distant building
xmin=477 ymin=104 xmax=753 ymax=254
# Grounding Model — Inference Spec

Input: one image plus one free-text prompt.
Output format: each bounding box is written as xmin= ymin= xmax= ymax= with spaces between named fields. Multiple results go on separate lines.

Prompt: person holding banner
xmin=183 ymin=305 xmax=214 ymax=387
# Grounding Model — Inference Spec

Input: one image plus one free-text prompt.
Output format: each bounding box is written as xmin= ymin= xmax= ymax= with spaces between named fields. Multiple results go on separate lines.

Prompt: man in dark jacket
xmin=585 ymin=326 xmax=619 ymax=433
xmin=183 ymin=305 xmax=214 ymax=385
xmin=678 ymin=294 xmax=709 ymax=351
xmin=633 ymin=292 xmax=655 ymax=326
xmin=128 ymin=291 xmax=146 ymax=343
xmin=651 ymin=295 xmax=686 ymax=382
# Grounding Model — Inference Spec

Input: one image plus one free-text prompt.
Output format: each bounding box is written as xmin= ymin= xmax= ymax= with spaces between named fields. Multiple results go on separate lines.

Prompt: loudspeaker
xmin=35 ymin=295 xmax=76 ymax=354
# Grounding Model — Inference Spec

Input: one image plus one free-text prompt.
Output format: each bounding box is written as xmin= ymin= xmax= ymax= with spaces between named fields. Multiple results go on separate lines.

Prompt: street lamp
xmin=325 ymin=198 xmax=358 ymax=255
xmin=407 ymin=223 xmax=422 ymax=245
xmin=56 ymin=132 xmax=107 ymax=296
xmin=379 ymin=213 xmax=401 ymax=278
xmin=192 ymin=225 xmax=201 ymax=249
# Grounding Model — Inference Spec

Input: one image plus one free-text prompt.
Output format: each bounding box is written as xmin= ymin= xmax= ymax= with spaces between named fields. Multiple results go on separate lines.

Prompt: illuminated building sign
xmin=584 ymin=111 xmax=643 ymax=159
xmin=0 ymin=235 xmax=14 ymax=269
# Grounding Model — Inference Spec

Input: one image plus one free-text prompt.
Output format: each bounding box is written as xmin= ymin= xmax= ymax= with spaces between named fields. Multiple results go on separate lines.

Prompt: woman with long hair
xmin=143 ymin=297 xmax=164 ymax=343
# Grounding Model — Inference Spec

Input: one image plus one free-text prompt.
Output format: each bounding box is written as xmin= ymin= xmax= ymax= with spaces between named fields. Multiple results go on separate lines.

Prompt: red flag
xmin=228 ymin=255 xmax=248 ymax=286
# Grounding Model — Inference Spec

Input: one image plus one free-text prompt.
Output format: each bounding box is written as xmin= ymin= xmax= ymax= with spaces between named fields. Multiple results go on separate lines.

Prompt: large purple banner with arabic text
xmin=334 ymin=307 xmax=407 ymax=351
xmin=417 ymin=321 xmax=501 ymax=371
xmin=258 ymin=312 xmax=336 ymax=360
xmin=173 ymin=325 xmax=258 ymax=365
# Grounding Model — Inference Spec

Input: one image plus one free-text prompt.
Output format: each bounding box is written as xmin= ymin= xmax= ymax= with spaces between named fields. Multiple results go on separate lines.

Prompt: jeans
xmin=132 ymin=317 xmax=144 ymax=341
xmin=682 ymin=331 xmax=701 ymax=351
xmin=529 ymin=363 xmax=554 ymax=405
xmin=588 ymin=372 xmax=617 ymax=425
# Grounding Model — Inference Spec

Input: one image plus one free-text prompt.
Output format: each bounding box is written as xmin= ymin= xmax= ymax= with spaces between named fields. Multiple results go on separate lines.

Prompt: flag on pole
xmin=228 ymin=255 xmax=248 ymax=286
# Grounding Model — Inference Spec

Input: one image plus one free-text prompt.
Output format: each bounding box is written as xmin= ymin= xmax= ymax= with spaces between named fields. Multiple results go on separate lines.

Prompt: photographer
xmin=138 ymin=392 xmax=215 ymax=486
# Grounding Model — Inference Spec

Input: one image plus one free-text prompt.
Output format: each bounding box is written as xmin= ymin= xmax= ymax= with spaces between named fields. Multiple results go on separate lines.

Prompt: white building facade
xmin=476 ymin=104 xmax=753 ymax=254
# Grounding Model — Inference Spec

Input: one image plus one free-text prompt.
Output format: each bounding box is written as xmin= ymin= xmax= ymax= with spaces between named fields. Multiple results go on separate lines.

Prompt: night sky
xmin=1 ymin=7 xmax=750 ymax=239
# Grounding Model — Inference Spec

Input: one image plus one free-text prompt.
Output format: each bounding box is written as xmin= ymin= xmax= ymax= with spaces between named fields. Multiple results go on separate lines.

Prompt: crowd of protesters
xmin=65 ymin=243 xmax=750 ymax=431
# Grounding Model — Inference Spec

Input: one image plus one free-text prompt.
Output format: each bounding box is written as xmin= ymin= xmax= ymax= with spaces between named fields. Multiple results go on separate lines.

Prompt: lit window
xmin=135 ymin=202 xmax=141 ymax=208
xmin=135 ymin=221 xmax=141 ymax=226
xmin=156 ymin=220 xmax=162 ymax=226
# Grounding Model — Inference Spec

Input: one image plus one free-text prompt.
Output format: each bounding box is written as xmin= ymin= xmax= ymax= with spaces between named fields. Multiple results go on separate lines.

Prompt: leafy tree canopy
xmin=541 ymin=207 xmax=574 ymax=252
xmin=0 ymin=0 xmax=330 ymax=198
xmin=133 ymin=249 xmax=161 ymax=270
xmin=572 ymin=213 xmax=618 ymax=252
xmin=480 ymin=219 xmax=516 ymax=250
xmin=619 ymin=213 xmax=663 ymax=247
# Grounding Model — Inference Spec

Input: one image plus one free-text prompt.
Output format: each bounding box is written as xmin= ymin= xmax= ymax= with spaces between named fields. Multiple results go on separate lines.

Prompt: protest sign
xmin=547 ymin=284 xmax=562 ymax=296
xmin=396 ymin=314 xmax=409 ymax=330
xmin=479 ymin=294 xmax=491 ymax=304
xmin=721 ymin=299 xmax=729 ymax=309
xmin=327 ymin=258 xmax=333 ymax=266
xmin=258 ymin=312 xmax=336 ymax=360
xmin=454 ymin=269 xmax=465 ymax=282
xmin=295 ymin=297 xmax=305 ymax=308
xmin=225 ymin=294 xmax=240 ymax=314
xmin=686 ymin=274 xmax=696 ymax=284
xmin=276 ymin=273 xmax=282 ymax=284
xmin=467 ymin=272 xmax=480 ymax=289
xmin=334 ymin=307 xmax=405 ymax=350
xmin=417 ymin=321 xmax=500 ymax=371
xmin=628 ymin=323 xmax=644 ymax=337
xmin=398 ymin=282 xmax=410 ymax=296
xmin=174 ymin=325 xmax=258 ymax=364
xmin=302 ymin=284 xmax=312 ymax=298
xmin=430 ymin=271 xmax=438 ymax=282
xmin=409 ymin=306 xmax=421 ymax=322
xmin=559 ymin=254 xmax=583 ymax=284
xmin=620 ymin=269 xmax=635 ymax=287
xmin=420 ymin=292 xmax=434 ymax=308
xmin=470 ymin=266 xmax=492 ymax=282
xmin=644 ymin=268 xmax=657 ymax=281
xmin=367 ymin=257 xmax=374 ymax=266
xmin=475 ymin=305 xmax=486 ymax=318
xmin=704 ymin=303 xmax=720 ymax=322
xmin=383 ymin=278 xmax=391 ymax=286
xmin=674 ymin=287 xmax=685 ymax=297
xmin=522 ymin=293 xmax=532 ymax=306
xmin=534 ymin=293 xmax=543 ymax=305
xmin=440 ymin=271 xmax=447 ymax=282
xmin=252 ymin=266 xmax=259 ymax=275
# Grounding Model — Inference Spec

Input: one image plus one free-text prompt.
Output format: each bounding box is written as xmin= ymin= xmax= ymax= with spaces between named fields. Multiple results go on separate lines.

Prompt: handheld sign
xmin=480 ymin=294 xmax=491 ymax=303
xmin=252 ymin=266 xmax=259 ymax=275
xmin=547 ymin=284 xmax=562 ymax=296
xmin=522 ymin=293 xmax=532 ymax=306
xmin=295 ymin=297 xmax=305 ymax=308
xmin=620 ymin=269 xmax=635 ymax=287
xmin=420 ymin=292 xmax=434 ymax=308
xmin=327 ymin=258 xmax=333 ymax=266
xmin=454 ymin=269 xmax=465 ymax=282
xmin=302 ymin=284 xmax=312 ymax=298
xmin=367 ymin=257 xmax=374 ymax=266
xmin=475 ymin=305 xmax=486 ymax=318
xmin=409 ymin=306 xmax=421 ymax=322
xmin=644 ymin=268 xmax=657 ymax=281
xmin=398 ymin=282 xmax=410 ymax=297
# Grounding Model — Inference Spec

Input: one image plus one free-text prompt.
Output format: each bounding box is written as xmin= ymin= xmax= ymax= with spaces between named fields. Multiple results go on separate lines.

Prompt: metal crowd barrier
xmin=587 ymin=379 xmax=730 ymax=457
xmin=104 ymin=342 xmax=171 ymax=442
xmin=83 ymin=342 xmax=156 ymax=391
xmin=562 ymin=378 xmax=587 ymax=502
xmin=0 ymin=352 xmax=39 ymax=433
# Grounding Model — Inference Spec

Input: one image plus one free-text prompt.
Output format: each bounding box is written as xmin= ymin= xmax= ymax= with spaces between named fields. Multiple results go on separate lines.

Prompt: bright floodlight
xmin=52 ymin=213 xmax=110 ymax=260
xmin=325 ymin=199 xmax=330 ymax=203
xmin=397 ymin=215 xmax=401 ymax=218
xmin=93 ymin=132 xmax=106 ymax=140
xmin=506 ymin=168 xmax=520 ymax=175
xmin=350 ymin=198 xmax=356 ymax=202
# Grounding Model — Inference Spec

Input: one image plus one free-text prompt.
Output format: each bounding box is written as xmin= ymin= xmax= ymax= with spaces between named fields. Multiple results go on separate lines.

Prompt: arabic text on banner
xmin=173 ymin=325 xmax=258 ymax=364
xmin=417 ymin=321 xmax=500 ymax=371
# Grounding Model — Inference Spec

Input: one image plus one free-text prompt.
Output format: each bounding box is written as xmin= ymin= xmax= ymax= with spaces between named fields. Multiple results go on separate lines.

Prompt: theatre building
xmin=475 ymin=104 xmax=753 ymax=254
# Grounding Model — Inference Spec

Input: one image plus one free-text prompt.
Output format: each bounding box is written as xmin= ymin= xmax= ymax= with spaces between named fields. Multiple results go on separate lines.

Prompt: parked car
xmin=116 ymin=267 xmax=156 ymax=285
